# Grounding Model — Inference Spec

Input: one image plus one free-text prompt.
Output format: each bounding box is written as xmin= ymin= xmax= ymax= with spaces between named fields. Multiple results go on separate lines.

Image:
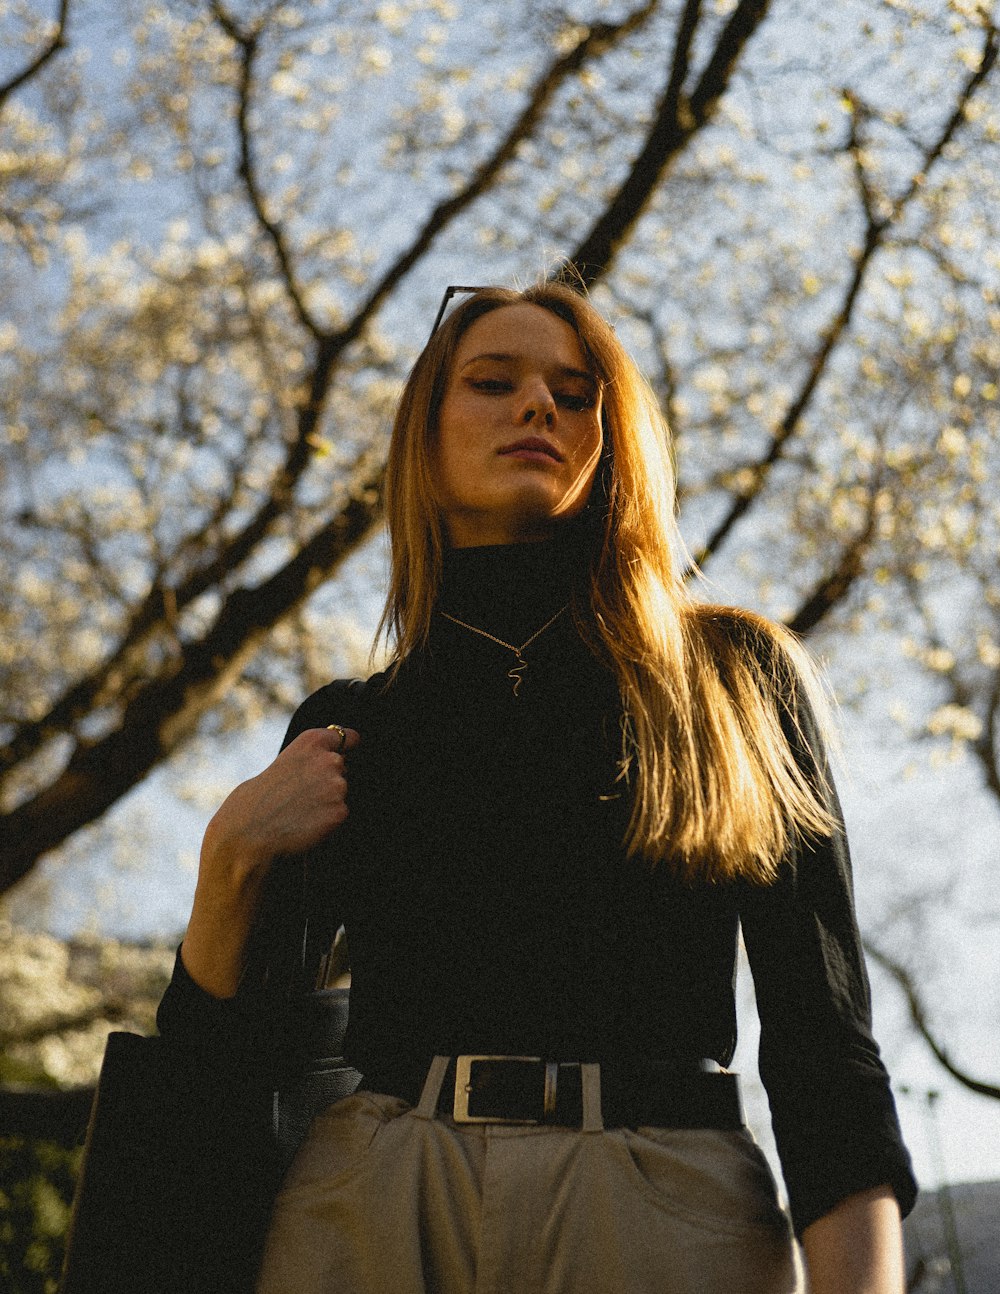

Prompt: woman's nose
xmin=520 ymin=383 xmax=556 ymax=425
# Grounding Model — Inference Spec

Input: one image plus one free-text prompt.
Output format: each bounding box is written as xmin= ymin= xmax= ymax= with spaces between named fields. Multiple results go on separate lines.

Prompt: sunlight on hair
xmin=379 ymin=282 xmax=838 ymax=883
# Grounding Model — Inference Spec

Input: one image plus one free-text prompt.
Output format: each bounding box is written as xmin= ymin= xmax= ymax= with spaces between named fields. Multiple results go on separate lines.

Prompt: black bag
xmin=61 ymin=684 xmax=368 ymax=1293
xmin=60 ymin=909 xmax=360 ymax=1293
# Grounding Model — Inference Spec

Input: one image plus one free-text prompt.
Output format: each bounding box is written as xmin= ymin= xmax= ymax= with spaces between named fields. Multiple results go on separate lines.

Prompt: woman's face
xmin=433 ymin=303 xmax=604 ymax=547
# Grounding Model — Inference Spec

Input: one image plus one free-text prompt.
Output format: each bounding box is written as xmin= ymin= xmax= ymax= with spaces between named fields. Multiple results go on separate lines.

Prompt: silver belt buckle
xmin=452 ymin=1055 xmax=558 ymax=1124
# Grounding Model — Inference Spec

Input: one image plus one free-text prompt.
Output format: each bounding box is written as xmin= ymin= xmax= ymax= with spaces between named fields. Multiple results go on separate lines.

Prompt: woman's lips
xmin=498 ymin=437 xmax=562 ymax=461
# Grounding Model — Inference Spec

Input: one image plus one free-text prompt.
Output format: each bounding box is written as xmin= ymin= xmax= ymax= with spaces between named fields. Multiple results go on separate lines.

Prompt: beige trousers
xmin=256 ymin=1057 xmax=804 ymax=1294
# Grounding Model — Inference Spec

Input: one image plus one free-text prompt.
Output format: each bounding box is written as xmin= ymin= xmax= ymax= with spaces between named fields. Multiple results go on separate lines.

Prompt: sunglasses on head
xmin=426 ymin=285 xmax=489 ymax=343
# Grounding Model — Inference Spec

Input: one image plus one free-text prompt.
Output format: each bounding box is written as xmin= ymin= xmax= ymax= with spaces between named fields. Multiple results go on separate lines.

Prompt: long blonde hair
xmin=378 ymin=284 xmax=836 ymax=884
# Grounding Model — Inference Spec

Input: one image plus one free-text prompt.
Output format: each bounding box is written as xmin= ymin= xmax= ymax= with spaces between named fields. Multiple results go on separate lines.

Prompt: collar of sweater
xmin=438 ymin=530 xmax=590 ymax=647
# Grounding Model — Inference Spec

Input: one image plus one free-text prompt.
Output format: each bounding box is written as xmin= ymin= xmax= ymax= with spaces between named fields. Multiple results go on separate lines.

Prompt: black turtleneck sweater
xmin=157 ymin=537 xmax=916 ymax=1236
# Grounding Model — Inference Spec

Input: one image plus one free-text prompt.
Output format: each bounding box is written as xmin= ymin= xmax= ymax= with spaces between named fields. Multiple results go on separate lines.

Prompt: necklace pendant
xmin=438 ymin=603 xmax=567 ymax=699
xmin=507 ymin=655 xmax=528 ymax=697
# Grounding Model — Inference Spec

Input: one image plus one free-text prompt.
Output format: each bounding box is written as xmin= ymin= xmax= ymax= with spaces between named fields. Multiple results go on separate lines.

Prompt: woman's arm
xmin=801 ymin=1185 xmax=904 ymax=1294
xmin=739 ymin=646 xmax=917 ymax=1234
xmin=182 ymin=724 xmax=359 ymax=998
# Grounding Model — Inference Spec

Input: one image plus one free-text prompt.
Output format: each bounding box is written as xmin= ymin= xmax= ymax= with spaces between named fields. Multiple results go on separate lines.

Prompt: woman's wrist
xmin=181 ymin=899 xmax=257 ymax=999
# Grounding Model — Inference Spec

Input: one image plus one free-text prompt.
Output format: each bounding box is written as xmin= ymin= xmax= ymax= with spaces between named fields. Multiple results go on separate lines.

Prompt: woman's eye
xmin=467 ymin=379 xmax=593 ymax=410
xmin=558 ymin=393 xmax=594 ymax=412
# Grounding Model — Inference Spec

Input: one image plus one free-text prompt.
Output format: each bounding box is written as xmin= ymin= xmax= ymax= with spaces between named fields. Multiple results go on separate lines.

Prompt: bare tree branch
xmin=693 ymin=18 xmax=999 ymax=569
xmin=212 ymin=3 xmax=323 ymax=337
xmin=216 ymin=0 xmax=662 ymax=346
xmin=983 ymin=669 xmax=1000 ymax=803
xmin=0 ymin=0 xmax=663 ymax=792
xmin=0 ymin=0 xmax=70 ymax=111
xmin=0 ymin=451 xmax=385 ymax=895
xmin=207 ymin=0 xmax=664 ymax=566
xmin=786 ymin=489 xmax=880 ymax=637
xmin=565 ymin=0 xmax=771 ymax=283
xmin=865 ymin=939 xmax=1000 ymax=1101
xmin=0 ymin=397 xmax=279 ymax=781
xmin=630 ymin=302 xmax=685 ymax=446
xmin=326 ymin=0 xmax=662 ymax=354
xmin=903 ymin=576 xmax=1000 ymax=805
xmin=0 ymin=200 xmax=49 ymax=264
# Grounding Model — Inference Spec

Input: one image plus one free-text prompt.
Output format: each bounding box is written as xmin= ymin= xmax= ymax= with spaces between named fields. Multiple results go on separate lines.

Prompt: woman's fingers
xmin=290 ymin=725 xmax=361 ymax=757
xmin=264 ymin=726 xmax=361 ymax=832
xmin=324 ymin=723 xmax=361 ymax=754
xmin=204 ymin=725 xmax=363 ymax=876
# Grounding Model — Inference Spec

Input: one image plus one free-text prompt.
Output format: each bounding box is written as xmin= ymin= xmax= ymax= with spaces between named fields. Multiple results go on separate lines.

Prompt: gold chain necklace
xmin=439 ymin=604 xmax=568 ymax=696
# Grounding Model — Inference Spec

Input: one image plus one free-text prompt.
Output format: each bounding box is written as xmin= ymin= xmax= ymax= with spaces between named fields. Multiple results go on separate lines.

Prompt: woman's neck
xmin=439 ymin=532 xmax=588 ymax=645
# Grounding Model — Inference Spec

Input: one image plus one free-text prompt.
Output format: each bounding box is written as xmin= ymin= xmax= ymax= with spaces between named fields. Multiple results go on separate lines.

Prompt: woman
xmin=159 ymin=283 xmax=917 ymax=1293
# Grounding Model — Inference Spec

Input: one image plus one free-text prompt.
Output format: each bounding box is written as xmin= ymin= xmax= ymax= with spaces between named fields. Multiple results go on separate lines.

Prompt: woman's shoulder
xmin=280 ymin=668 xmax=392 ymax=749
xmin=686 ymin=601 xmax=833 ymax=737
xmin=687 ymin=601 xmax=800 ymax=675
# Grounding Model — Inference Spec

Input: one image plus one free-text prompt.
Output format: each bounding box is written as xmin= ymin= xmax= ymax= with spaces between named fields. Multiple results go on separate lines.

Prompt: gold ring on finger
xmin=326 ymin=723 xmax=347 ymax=753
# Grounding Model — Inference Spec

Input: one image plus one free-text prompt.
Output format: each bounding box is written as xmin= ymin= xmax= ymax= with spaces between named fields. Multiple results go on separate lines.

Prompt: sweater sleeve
xmin=156 ymin=944 xmax=272 ymax=1060
xmin=156 ymin=678 xmax=366 ymax=1054
xmin=739 ymin=676 xmax=917 ymax=1237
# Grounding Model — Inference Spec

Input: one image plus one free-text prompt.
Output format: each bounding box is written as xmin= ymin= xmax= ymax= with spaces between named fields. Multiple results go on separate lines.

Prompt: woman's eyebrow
xmin=459 ymin=352 xmax=598 ymax=385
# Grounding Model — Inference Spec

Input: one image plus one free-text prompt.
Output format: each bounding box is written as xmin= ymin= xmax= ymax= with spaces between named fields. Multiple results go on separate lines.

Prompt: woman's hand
xmin=201 ymin=726 xmax=360 ymax=885
xmin=181 ymin=725 xmax=360 ymax=998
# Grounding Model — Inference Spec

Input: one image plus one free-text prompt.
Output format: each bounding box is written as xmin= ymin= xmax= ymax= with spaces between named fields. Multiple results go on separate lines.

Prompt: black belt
xmin=361 ymin=1055 xmax=744 ymax=1130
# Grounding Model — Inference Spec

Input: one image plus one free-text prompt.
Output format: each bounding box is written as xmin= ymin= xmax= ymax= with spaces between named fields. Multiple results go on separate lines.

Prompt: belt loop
xmin=580 ymin=1062 xmax=603 ymax=1133
xmin=415 ymin=1055 xmax=451 ymax=1120
xmin=543 ymin=1061 xmax=559 ymax=1120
